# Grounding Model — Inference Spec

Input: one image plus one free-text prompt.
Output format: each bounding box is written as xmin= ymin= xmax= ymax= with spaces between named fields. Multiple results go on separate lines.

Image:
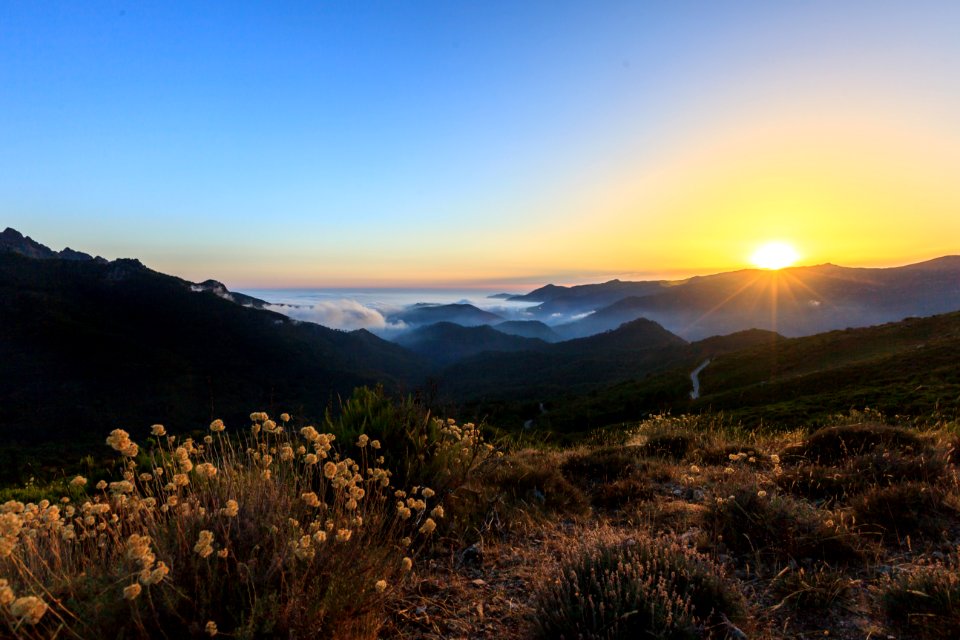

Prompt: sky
xmin=2 ymin=1 xmax=959 ymax=288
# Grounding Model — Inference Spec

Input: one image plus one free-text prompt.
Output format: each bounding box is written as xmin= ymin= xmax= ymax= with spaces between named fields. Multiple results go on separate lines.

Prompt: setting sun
xmin=750 ymin=241 xmax=800 ymax=270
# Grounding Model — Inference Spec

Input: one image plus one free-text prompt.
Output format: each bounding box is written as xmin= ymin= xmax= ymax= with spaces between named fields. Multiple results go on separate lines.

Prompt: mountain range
xmin=3 ymin=227 xmax=960 ymax=473
xmin=0 ymin=229 xmax=428 ymax=469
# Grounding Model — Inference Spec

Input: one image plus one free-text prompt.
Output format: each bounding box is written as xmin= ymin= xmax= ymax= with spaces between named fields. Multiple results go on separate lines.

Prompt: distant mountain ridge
xmin=389 ymin=303 xmax=504 ymax=327
xmin=510 ymin=259 xmax=960 ymax=339
xmin=394 ymin=322 xmax=549 ymax=365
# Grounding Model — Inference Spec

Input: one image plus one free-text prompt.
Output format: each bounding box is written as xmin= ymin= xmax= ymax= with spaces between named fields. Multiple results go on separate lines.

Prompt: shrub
xmin=0 ymin=411 xmax=457 ymax=639
xmin=561 ymin=446 xmax=647 ymax=481
xmin=851 ymin=483 xmax=959 ymax=545
xmin=779 ymin=448 xmax=950 ymax=505
xmin=325 ymin=386 xmax=496 ymax=495
xmin=449 ymin=450 xmax=590 ymax=535
xmin=769 ymin=564 xmax=855 ymax=612
xmin=535 ymin=532 xmax=747 ymax=639
xmin=706 ymin=487 xmax=863 ymax=567
xmin=638 ymin=433 xmax=691 ymax=459
xmin=882 ymin=549 xmax=960 ymax=637
xmin=780 ymin=423 xmax=924 ymax=465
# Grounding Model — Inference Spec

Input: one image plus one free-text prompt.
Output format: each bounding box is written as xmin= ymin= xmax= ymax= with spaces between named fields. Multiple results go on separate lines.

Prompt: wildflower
xmin=724 ymin=467 xmax=735 ymax=475
xmin=195 ymin=463 xmax=218 ymax=479
xmin=313 ymin=530 xmax=327 ymax=543
xmin=280 ymin=412 xmax=291 ymax=422
xmin=217 ymin=548 xmax=228 ymax=558
xmin=205 ymin=621 xmax=218 ymax=637
xmin=375 ymin=579 xmax=387 ymax=593
xmin=139 ymin=473 xmax=153 ymax=482
xmin=173 ymin=473 xmax=190 ymax=487
xmin=419 ymin=518 xmax=437 ymax=535
xmin=106 ymin=429 xmax=139 ymax=457
xmin=357 ymin=434 xmax=369 ymax=448
xmin=126 ymin=534 xmax=155 ymax=568
xmin=221 ymin=499 xmax=239 ymax=517
xmin=371 ymin=439 xmax=381 ymax=449
xmin=109 ymin=480 xmax=135 ymax=494
xmin=150 ymin=424 xmax=166 ymax=436
xmin=323 ymin=461 xmax=338 ymax=479
xmin=263 ymin=419 xmax=277 ymax=433
xmin=0 ymin=580 xmax=14 ymax=607
xmin=301 ymin=492 xmax=321 ymax=508
xmin=336 ymin=528 xmax=352 ymax=542
xmin=70 ymin=475 xmax=88 ymax=487
xmin=770 ymin=454 xmax=781 ymax=465
xmin=400 ymin=536 xmax=412 ymax=547
xmin=728 ymin=453 xmax=740 ymax=462
xmin=209 ymin=419 xmax=225 ymax=432
xmin=401 ymin=557 xmax=413 ymax=571
xmin=261 ymin=470 xmax=272 ymax=480
xmin=304 ymin=453 xmax=318 ymax=465
xmin=204 ymin=435 xmax=213 ymax=444
xmin=195 ymin=530 xmax=215 ymax=558
xmin=141 ymin=561 xmax=169 ymax=585
xmin=757 ymin=490 xmax=768 ymax=498
xmin=10 ymin=596 xmax=47 ymax=625
xmin=431 ymin=505 xmax=445 ymax=519
xmin=421 ymin=487 xmax=435 ymax=498
xmin=280 ymin=445 xmax=294 ymax=461
xmin=123 ymin=583 xmax=142 ymax=600
xmin=96 ymin=480 xmax=108 ymax=490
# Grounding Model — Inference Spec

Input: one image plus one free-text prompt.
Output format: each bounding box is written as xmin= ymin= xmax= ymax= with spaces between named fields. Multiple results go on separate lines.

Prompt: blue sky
xmin=3 ymin=2 xmax=959 ymax=287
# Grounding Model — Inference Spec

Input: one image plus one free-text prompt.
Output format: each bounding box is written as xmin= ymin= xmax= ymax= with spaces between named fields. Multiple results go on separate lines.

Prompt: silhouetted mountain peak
xmin=2 ymin=227 xmax=110 ymax=263
xmin=1 ymin=227 xmax=58 ymax=259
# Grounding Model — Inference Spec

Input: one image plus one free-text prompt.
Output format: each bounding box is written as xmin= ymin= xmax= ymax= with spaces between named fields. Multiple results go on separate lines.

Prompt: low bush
xmin=769 ymin=564 xmax=856 ymax=612
xmin=706 ymin=487 xmax=864 ymax=567
xmin=882 ymin=549 xmax=960 ymax=637
xmin=779 ymin=448 xmax=950 ymax=505
xmin=0 ymin=410 xmax=479 ymax=639
xmin=851 ymin=483 xmax=959 ymax=545
xmin=780 ymin=423 xmax=924 ymax=465
xmin=534 ymin=531 xmax=748 ymax=639
xmin=445 ymin=450 xmax=590 ymax=537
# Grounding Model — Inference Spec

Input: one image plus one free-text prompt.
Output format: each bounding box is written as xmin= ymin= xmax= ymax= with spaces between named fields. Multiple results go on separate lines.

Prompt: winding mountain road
xmin=689 ymin=359 xmax=711 ymax=399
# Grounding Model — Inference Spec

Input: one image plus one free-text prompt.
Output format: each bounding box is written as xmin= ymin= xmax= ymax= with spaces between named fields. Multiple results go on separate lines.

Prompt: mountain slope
xmin=389 ymin=303 xmax=504 ymax=327
xmin=394 ymin=322 xmax=549 ymax=365
xmin=528 ymin=312 xmax=960 ymax=433
xmin=494 ymin=320 xmax=561 ymax=342
xmin=0 ymin=252 xmax=429 ymax=452
xmin=440 ymin=318 xmax=689 ymax=401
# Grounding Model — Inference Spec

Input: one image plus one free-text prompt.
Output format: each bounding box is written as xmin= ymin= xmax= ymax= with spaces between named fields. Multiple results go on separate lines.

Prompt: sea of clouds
xmin=244 ymin=288 xmax=539 ymax=335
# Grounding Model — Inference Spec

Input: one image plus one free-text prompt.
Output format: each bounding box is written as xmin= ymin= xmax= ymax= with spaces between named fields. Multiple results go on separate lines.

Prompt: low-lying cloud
xmin=266 ymin=300 xmax=407 ymax=332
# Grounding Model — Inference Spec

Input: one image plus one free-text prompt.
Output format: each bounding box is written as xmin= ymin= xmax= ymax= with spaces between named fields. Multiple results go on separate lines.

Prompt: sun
xmin=750 ymin=241 xmax=800 ymax=270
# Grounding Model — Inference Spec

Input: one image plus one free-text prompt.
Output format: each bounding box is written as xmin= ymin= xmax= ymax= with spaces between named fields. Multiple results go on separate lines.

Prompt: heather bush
xmin=535 ymin=531 xmax=747 ymax=639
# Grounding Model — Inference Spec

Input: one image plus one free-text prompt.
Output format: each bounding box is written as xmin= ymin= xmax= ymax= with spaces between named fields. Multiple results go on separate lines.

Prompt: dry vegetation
xmin=2 ymin=401 xmax=959 ymax=639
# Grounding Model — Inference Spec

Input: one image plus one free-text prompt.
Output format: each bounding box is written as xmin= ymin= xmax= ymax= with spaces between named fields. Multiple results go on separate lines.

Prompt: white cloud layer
xmin=266 ymin=300 xmax=407 ymax=332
